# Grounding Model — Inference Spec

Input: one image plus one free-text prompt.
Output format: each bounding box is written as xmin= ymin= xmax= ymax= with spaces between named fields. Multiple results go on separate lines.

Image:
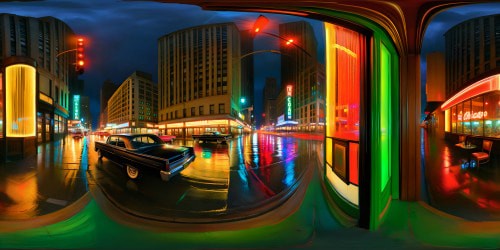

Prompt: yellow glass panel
xmin=6 ymin=64 xmax=36 ymax=137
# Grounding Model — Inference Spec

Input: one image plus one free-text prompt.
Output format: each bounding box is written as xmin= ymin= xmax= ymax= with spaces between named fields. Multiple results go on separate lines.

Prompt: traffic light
xmin=75 ymin=38 xmax=84 ymax=74
xmin=252 ymin=15 xmax=269 ymax=34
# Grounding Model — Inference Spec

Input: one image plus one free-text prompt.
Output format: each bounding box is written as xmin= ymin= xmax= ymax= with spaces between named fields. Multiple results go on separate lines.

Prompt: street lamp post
xmin=252 ymin=15 xmax=312 ymax=58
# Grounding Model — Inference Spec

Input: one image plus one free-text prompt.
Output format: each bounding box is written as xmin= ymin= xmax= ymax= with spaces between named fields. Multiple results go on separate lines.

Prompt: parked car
xmin=192 ymin=131 xmax=232 ymax=144
xmin=94 ymin=134 xmax=195 ymax=181
xmin=158 ymin=134 xmax=176 ymax=143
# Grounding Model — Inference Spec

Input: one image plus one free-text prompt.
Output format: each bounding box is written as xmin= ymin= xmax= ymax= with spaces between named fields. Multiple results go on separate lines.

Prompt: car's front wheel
xmin=126 ymin=165 xmax=140 ymax=179
xmin=97 ymin=149 xmax=103 ymax=160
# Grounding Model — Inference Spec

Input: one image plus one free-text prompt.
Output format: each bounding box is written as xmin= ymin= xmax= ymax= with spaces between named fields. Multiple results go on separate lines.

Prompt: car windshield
xmin=130 ymin=135 xmax=164 ymax=149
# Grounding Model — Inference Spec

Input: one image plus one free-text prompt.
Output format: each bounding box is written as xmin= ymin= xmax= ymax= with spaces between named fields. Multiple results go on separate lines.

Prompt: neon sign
xmin=457 ymin=111 xmax=488 ymax=121
xmin=73 ymin=95 xmax=80 ymax=120
xmin=286 ymin=85 xmax=293 ymax=120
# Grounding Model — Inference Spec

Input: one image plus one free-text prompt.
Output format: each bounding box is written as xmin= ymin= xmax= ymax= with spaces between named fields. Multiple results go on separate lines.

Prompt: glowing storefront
xmin=441 ymin=74 xmax=500 ymax=138
xmin=1 ymin=58 xmax=38 ymax=159
xmin=323 ymin=18 xmax=400 ymax=230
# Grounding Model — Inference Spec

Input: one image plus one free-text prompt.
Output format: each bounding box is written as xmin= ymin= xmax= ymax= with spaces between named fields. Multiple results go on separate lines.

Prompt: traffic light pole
xmin=55 ymin=48 xmax=78 ymax=58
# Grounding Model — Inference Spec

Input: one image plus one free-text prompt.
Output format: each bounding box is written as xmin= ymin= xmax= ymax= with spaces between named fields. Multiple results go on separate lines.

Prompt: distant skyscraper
xmin=240 ymin=29 xmax=255 ymax=125
xmin=80 ymin=96 xmax=91 ymax=129
xmin=107 ymin=71 xmax=158 ymax=134
xmin=157 ymin=22 xmax=248 ymax=137
xmin=279 ymin=21 xmax=320 ymax=131
xmin=263 ymin=77 xmax=277 ymax=127
xmin=99 ymin=80 xmax=118 ymax=129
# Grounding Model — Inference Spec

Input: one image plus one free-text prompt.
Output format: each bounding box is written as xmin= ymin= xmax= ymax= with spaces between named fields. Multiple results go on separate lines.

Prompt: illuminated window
xmin=6 ymin=64 xmax=36 ymax=137
xmin=324 ymin=23 xmax=364 ymax=190
xmin=471 ymin=96 xmax=484 ymax=136
xmin=484 ymin=92 xmax=500 ymax=138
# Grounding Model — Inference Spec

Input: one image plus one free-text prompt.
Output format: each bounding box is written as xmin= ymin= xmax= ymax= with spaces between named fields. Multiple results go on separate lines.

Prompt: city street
xmin=0 ymin=132 xmax=321 ymax=221
xmin=87 ymin=132 xmax=321 ymax=222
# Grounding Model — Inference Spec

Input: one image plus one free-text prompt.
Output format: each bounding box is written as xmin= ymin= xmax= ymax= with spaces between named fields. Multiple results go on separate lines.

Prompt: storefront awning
xmin=441 ymin=74 xmax=500 ymax=110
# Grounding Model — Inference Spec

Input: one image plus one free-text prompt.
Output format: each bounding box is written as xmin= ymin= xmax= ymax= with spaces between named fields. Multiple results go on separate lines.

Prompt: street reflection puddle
xmin=0 ymin=169 xmax=38 ymax=220
xmin=0 ymin=135 xmax=89 ymax=225
xmin=89 ymin=133 xmax=318 ymax=224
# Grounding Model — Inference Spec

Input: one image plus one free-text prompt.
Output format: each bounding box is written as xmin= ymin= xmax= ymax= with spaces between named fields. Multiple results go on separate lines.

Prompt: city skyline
xmin=0 ymin=1 xmax=499 ymax=129
xmin=0 ymin=0 xmax=323 ymax=129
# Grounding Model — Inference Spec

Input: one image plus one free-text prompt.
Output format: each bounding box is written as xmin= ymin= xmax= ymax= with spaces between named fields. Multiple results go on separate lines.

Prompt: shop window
xmin=471 ymin=96 xmax=484 ymax=136
xmin=484 ymin=92 xmax=500 ymax=138
xmin=462 ymin=100 xmax=472 ymax=134
xmin=324 ymin=23 xmax=363 ymax=188
xmin=457 ymin=103 xmax=463 ymax=133
xmin=451 ymin=106 xmax=457 ymax=133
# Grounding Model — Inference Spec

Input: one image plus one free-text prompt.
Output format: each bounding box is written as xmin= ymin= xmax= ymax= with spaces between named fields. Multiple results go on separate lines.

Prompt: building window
xmin=219 ymin=103 xmax=225 ymax=114
xmin=199 ymin=106 xmax=204 ymax=116
xmin=210 ymin=104 xmax=214 ymax=114
xmin=191 ymin=107 xmax=195 ymax=116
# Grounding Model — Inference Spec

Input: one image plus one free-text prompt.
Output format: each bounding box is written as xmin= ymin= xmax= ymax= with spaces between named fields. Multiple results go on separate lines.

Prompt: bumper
xmin=159 ymin=154 xmax=195 ymax=181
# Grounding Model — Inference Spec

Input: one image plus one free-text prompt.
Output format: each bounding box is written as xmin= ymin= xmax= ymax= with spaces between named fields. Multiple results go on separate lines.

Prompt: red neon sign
xmin=457 ymin=111 xmax=488 ymax=121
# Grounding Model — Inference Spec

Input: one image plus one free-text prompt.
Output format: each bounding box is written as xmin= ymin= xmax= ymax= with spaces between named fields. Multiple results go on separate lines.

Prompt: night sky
xmin=0 ymin=1 xmax=498 ymax=129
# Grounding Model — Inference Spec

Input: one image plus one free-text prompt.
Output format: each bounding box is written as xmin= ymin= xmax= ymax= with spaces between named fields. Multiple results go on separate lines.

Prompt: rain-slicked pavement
xmin=0 ymin=136 xmax=89 ymax=220
xmin=87 ymin=133 xmax=320 ymax=222
xmin=421 ymin=128 xmax=500 ymax=221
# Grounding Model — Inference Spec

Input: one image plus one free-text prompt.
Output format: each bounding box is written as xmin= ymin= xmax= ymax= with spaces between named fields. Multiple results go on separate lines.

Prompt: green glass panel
xmin=380 ymin=43 xmax=391 ymax=192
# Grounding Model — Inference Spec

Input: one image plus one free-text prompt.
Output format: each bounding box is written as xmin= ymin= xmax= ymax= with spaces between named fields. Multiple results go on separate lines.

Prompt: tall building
xmin=444 ymin=14 xmax=500 ymax=98
xmin=107 ymin=71 xmax=158 ymax=134
xmin=99 ymin=79 xmax=118 ymax=130
xmin=441 ymin=14 xmax=500 ymax=139
xmin=262 ymin=77 xmax=277 ymax=128
xmin=279 ymin=21 xmax=320 ymax=132
xmin=0 ymin=14 xmax=78 ymax=159
xmin=157 ymin=22 xmax=248 ymax=138
xmin=240 ymin=29 xmax=255 ymax=126
xmin=79 ymin=96 xmax=91 ymax=130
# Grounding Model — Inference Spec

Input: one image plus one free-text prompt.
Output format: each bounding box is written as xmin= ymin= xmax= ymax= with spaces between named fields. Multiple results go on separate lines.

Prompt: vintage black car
xmin=94 ymin=134 xmax=195 ymax=181
xmin=192 ymin=131 xmax=232 ymax=144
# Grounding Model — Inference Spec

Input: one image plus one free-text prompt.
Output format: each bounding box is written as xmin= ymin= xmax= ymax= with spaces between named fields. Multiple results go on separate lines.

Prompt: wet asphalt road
xmin=87 ymin=133 xmax=321 ymax=221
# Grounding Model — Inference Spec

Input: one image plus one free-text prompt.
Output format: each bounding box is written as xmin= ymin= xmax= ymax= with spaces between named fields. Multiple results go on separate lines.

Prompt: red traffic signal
xmin=76 ymin=38 xmax=84 ymax=74
xmin=252 ymin=15 xmax=269 ymax=33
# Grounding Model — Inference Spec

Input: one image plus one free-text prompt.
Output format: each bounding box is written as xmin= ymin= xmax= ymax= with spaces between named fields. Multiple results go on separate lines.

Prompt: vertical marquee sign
xmin=73 ymin=95 xmax=80 ymax=120
xmin=286 ymin=85 xmax=293 ymax=121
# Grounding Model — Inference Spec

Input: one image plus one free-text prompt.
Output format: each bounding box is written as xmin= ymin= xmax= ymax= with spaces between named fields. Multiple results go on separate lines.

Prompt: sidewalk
xmin=0 ymin=136 xmax=89 ymax=221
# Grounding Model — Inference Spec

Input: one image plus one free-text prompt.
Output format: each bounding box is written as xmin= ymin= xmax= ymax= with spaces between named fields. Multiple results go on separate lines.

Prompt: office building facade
xmin=279 ymin=21 xmax=322 ymax=132
xmin=157 ymin=22 xmax=247 ymax=138
xmin=107 ymin=71 xmax=158 ymax=134
xmin=99 ymin=80 xmax=118 ymax=130
xmin=0 ymin=14 xmax=77 ymax=159
xmin=442 ymin=14 xmax=500 ymax=139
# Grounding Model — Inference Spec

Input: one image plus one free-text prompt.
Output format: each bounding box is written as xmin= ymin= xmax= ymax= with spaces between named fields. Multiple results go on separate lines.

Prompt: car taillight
xmin=165 ymin=159 xmax=170 ymax=171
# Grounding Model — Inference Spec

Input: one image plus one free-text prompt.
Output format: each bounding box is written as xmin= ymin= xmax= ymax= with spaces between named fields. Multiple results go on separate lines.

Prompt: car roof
xmin=111 ymin=133 xmax=158 ymax=138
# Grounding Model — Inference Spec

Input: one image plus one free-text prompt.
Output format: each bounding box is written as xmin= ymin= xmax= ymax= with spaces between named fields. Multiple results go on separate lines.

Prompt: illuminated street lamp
xmin=251 ymin=15 xmax=312 ymax=58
